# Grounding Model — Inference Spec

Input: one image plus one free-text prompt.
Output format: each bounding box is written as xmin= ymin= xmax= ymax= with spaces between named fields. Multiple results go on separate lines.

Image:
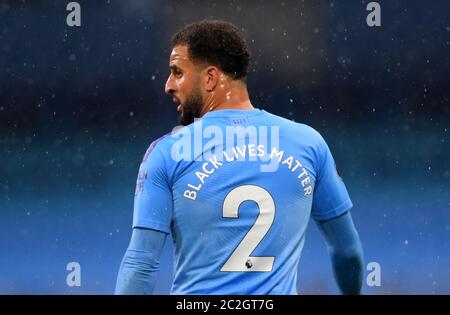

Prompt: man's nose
xmin=165 ymin=76 xmax=175 ymax=95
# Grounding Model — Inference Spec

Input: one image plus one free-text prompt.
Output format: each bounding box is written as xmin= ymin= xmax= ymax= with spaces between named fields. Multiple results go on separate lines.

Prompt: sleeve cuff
xmin=312 ymin=199 xmax=353 ymax=221
xmin=132 ymin=219 xmax=171 ymax=234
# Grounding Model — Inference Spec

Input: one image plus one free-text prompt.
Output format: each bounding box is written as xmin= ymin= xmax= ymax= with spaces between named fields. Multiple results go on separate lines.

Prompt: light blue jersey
xmin=132 ymin=109 xmax=352 ymax=294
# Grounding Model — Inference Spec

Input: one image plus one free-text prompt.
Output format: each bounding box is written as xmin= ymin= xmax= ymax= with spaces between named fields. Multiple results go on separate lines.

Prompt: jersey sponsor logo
xmin=135 ymin=170 xmax=148 ymax=196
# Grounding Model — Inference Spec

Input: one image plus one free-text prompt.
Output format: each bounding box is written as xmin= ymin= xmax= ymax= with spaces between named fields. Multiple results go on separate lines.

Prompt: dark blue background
xmin=0 ymin=0 xmax=449 ymax=294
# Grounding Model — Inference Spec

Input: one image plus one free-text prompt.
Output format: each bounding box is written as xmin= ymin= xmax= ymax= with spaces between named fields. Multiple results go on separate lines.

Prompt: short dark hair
xmin=171 ymin=20 xmax=251 ymax=81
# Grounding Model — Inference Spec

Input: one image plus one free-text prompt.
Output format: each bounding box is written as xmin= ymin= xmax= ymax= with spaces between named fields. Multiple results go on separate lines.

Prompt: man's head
xmin=165 ymin=20 xmax=251 ymax=126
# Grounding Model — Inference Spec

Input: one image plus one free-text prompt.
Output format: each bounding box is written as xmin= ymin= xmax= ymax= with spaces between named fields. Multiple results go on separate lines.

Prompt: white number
xmin=220 ymin=185 xmax=275 ymax=272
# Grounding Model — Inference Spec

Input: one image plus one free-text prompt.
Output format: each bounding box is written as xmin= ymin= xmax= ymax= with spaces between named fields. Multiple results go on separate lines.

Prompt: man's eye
xmin=171 ymin=68 xmax=182 ymax=77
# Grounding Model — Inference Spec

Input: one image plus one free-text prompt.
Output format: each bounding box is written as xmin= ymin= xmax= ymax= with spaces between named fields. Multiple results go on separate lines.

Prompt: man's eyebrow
xmin=170 ymin=65 xmax=181 ymax=71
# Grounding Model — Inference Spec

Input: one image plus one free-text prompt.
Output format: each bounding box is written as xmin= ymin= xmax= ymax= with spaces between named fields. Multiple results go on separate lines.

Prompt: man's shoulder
xmin=142 ymin=124 xmax=196 ymax=161
xmin=263 ymin=110 xmax=324 ymax=143
xmin=142 ymin=132 xmax=175 ymax=162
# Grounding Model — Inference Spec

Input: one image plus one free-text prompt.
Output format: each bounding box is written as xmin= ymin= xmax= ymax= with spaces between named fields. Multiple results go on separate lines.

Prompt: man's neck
xmin=208 ymin=100 xmax=254 ymax=112
xmin=200 ymin=82 xmax=254 ymax=116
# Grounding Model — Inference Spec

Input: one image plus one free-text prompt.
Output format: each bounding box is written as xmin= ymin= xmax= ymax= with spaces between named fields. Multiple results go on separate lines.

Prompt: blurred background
xmin=0 ymin=0 xmax=449 ymax=294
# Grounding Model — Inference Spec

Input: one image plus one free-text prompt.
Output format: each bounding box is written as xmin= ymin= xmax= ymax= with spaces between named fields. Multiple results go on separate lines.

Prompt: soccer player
xmin=115 ymin=20 xmax=364 ymax=295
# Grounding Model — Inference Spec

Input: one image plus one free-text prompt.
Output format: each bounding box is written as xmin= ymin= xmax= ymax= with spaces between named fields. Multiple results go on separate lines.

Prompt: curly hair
xmin=171 ymin=20 xmax=251 ymax=81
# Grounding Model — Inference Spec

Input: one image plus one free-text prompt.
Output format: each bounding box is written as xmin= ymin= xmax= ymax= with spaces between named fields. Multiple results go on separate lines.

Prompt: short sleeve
xmin=132 ymin=139 xmax=173 ymax=234
xmin=311 ymin=134 xmax=353 ymax=221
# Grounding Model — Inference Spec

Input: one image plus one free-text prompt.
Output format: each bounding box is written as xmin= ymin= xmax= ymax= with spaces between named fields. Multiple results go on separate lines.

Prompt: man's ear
xmin=204 ymin=66 xmax=220 ymax=92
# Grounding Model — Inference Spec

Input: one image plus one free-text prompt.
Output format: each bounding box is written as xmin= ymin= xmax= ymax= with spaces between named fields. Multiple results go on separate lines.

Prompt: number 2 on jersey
xmin=220 ymin=185 xmax=276 ymax=272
